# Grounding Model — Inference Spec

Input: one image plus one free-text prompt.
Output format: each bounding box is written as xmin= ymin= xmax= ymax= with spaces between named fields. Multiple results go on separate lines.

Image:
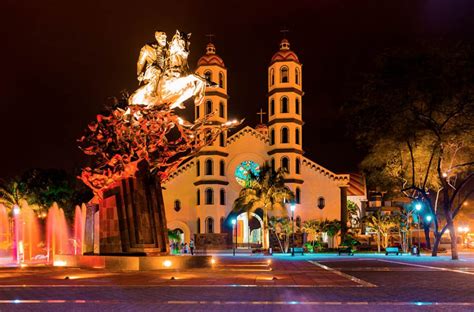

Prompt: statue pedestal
xmin=96 ymin=161 xmax=169 ymax=255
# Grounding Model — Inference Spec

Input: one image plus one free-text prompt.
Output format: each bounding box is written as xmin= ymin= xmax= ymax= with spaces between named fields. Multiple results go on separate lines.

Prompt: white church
xmin=162 ymin=38 xmax=366 ymax=246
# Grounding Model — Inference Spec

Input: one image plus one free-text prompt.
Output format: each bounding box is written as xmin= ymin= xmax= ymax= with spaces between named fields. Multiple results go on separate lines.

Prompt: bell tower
xmin=267 ymin=38 xmax=304 ymax=207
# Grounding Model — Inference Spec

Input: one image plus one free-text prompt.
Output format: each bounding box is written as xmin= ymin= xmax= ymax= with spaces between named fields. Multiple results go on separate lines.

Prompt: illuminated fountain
xmin=46 ymin=203 xmax=72 ymax=262
xmin=0 ymin=204 xmax=11 ymax=259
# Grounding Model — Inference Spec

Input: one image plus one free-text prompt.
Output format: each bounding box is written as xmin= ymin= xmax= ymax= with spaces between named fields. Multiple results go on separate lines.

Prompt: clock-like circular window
xmin=234 ymin=161 xmax=260 ymax=187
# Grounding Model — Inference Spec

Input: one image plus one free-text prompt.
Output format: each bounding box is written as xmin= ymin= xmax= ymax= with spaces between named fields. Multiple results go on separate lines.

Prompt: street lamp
xmin=291 ymin=204 xmax=295 ymax=257
xmin=231 ymin=219 xmax=236 ymax=256
xmin=414 ymin=203 xmax=422 ymax=256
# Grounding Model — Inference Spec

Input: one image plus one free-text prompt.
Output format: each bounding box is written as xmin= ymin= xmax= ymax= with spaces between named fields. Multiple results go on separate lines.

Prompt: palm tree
xmin=302 ymin=219 xmax=323 ymax=251
xmin=0 ymin=179 xmax=25 ymax=214
xmin=231 ymin=163 xmax=294 ymax=249
xmin=268 ymin=216 xmax=293 ymax=253
xmin=320 ymin=219 xmax=341 ymax=248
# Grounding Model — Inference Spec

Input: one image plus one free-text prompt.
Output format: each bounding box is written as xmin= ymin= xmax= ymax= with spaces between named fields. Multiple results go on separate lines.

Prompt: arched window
xmin=281 ymin=127 xmax=289 ymax=143
xmin=296 ymin=216 xmax=301 ymax=228
xmin=206 ymin=100 xmax=213 ymax=115
xmin=295 ymin=187 xmax=301 ymax=204
xmin=205 ymin=159 xmax=213 ymax=175
xmin=220 ymin=189 xmax=226 ymax=205
xmin=219 ymin=160 xmax=225 ymax=176
xmin=196 ymin=105 xmax=201 ymax=119
xmin=270 ymin=129 xmax=275 ymax=145
xmin=295 ymin=158 xmax=300 ymax=174
xmin=196 ymin=190 xmax=201 ymax=205
xmin=270 ymin=68 xmax=275 ymax=86
xmin=205 ymin=188 xmax=214 ymax=205
xmin=219 ymin=133 xmax=225 ymax=147
xmin=204 ymin=70 xmax=212 ymax=82
xmin=174 ymin=200 xmax=181 ymax=212
xmin=196 ymin=160 xmax=200 ymax=176
xmin=281 ymin=97 xmax=289 ymax=113
xmin=206 ymin=217 xmax=214 ymax=233
xmin=197 ymin=218 xmax=201 ymax=233
xmin=271 ymin=158 xmax=275 ymax=171
xmin=295 ymin=68 xmax=300 ymax=85
xmin=219 ymin=72 xmax=224 ymax=88
xmin=281 ymin=157 xmax=289 ymax=172
xmin=295 ymin=128 xmax=300 ymax=145
xmin=318 ymin=197 xmax=326 ymax=210
xmin=295 ymin=98 xmax=300 ymax=115
xmin=280 ymin=66 xmax=289 ymax=83
xmin=219 ymin=102 xmax=225 ymax=118
xmin=220 ymin=217 xmax=225 ymax=233
xmin=270 ymin=99 xmax=275 ymax=116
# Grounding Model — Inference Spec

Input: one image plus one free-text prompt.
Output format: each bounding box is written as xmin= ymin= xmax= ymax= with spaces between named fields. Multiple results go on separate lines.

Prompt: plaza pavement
xmin=1 ymin=252 xmax=474 ymax=311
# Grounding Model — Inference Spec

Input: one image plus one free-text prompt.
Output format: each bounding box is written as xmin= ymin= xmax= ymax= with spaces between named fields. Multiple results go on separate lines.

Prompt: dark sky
xmin=2 ymin=0 xmax=474 ymax=179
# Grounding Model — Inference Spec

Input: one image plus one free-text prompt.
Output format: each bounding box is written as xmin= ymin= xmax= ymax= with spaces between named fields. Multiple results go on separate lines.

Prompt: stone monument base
xmin=54 ymin=254 xmax=212 ymax=271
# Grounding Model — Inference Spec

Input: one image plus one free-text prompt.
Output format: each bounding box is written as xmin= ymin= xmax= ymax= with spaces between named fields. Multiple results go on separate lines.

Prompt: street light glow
xmin=425 ymin=215 xmax=432 ymax=222
xmin=290 ymin=204 xmax=296 ymax=212
xmin=415 ymin=203 xmax=422 ymax=211
xmin=231 ymin=219 xmax=236 ymax=225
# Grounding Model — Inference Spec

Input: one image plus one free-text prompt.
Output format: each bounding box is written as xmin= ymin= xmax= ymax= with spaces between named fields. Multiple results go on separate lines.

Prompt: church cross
xmin=205 ymin=33 xmax=215 ymax=43
xmin=257 ymin=108 xmax=267 ymax=124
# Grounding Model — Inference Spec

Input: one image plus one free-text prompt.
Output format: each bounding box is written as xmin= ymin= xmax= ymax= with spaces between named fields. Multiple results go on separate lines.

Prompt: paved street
xmin=1 ymin=254 xmax=474 ymax=311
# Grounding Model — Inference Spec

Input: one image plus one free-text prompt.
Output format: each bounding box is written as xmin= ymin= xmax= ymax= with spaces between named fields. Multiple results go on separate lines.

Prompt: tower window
xmin=270 ymin=129 xmax=275 ymax=145
xmin=281 ymin=97 xmax=289 ymax=113
xmin=220 ymin=217 xmax=225 ymax=233
xmin=219 ymin=160 xmax=225 ymax=176
xmin=318 ymin=197 xmax=326 ymax=209
xmin=205 ymin=159 xmax=213 ymax=175
xmin=219 ymin=72 xmax=224 ymax=88
xmin=204 ymin=70 xmax=212 ymax=82
xmin=295 ymin=68 xmax=300 ymax=85
xmin=270 ymin=68 xmax=275 ymax=86
xmin=270 ymin=99 xmax=275 ymax=116
xmin=219 ymin=102 xmax=225 ymax=118
xmin=197 ymin=190 xmax=201 ymax=205
xmin=281 ymin=127 xmax=289 ymax=143
xmin=296 ymin=128 xmax=300 ymax=145
xmin=220 ymin=189 xmax=226 ymax=205
xmin=196 ymin=105 xmax=201 ymax=119
xmin=197 ymin=218 xmax=201 ymax=233
xmin=271 ymin=158 xmax=275 ymax=171
xmin=206 ymin=100 xmax=213 ymax=115
xmin=219 ymin=133 xmax=225 ymax=147
xmin=295 ymin=98 xmax=300 ymax=115
xmin=205 ymin=188 xmax=214 ymax=205
xmin=196 ymin=160 xmax=200 ymax=176
xmin=296 ymin=187 xmax=301 ymax=204
xmin=174 ymin=200 xmax=181 ymax=212
xmin=280 ymin=66 xmax=289 ymax=83
xmin=295 ymin=157 xmax=300 ymax=174
xmin=205 ymin=217 xmax=214 ymax=233
xmin=281 ymin=157 xmax=289 ymax=172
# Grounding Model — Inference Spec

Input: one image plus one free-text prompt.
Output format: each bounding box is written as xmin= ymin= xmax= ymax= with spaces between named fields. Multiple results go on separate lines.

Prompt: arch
xmin=280 ymin=66 xmax=289 ymax=83
xmin=270 ymin=68 xmax=275 ymax=86
xmin=174 ymin=199 xmax=181 ymax=212
xmin=295 ymin=157 xmax=301 ymax=174
xmin=204 ymin=70 xmax=212 ymax=82
xmin=220 ymin=188 xmax=226 ymax=205
xmin=295 ymin=187 xmax=301 ymax=204
xmin=219 ymin=72 xmax=225 ymax=88
xmin=280 ymin=96 xmax=289 ymax=113
xmin=295 ymin=128 xmax=300 ymax=145
xmin=281 ymin=127 xmax=289 ymax=143
xmin=270 ymin=129 xmax=275 ymax=145
xmin=220 ymin=217 xmax=225 ymax=233
xmin=219 ymin=160 xmax=225 ymax=176
xmin=205 ymin=100 xmax=213 ymax=115
xmin=270 ymin=99 xmax=275 ymax=116
xmin=295 ymin=68 xmax=300 ymax=85
xmin=281 ymin=157 xmax=289 ymax=172
xmin=196 ymin=105 xmax=201 ymax=119
xmin=219 ymin=102 xmax=225 ymax=118
xmin=205 ymin=217 xmax=214 ymax=233
xmin=196 ymin=160 xmax=200 ymax=176
xmin=205 ymin=188 xmax=214 ymax=205
xmin=167 ymin=220 xmax=191 ymax=243
xmin=295 ymin=98 xmax=300 ymax=115
xmin=197 ymin=218 xmax=201 ymax=233
xmin=318 ymin=197 xmax=326 ymax=209
xmin=205 ymin=159 xmax=213 ymax=175
xmin=196 ymin=189 xmax=201 ymax=205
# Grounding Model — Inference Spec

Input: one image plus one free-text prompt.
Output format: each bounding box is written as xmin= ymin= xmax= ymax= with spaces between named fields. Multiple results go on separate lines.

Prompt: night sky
xmin=2 ymin=0 xmax=474 ymax=179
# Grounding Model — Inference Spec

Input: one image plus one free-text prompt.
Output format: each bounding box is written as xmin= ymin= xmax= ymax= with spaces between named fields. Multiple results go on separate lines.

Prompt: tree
xmin=0 ymin=179 xmax=25 ymax=214
xmin=364 ymin=211 xmax=398 ymax=252
xmin=347 ymin=43 xmax=474 ymax=259
xmin=231 ymin=164 xmax=294 ymax=249
xmin=320 ymin=219 xmax=341 ymax=248
xmin=302 ymin=219 xmax=323 ymax=251
xmin=268 ymin=216 xmax=292 ymax=253
xmin=347 ymin=200 xmax=361 ymax=234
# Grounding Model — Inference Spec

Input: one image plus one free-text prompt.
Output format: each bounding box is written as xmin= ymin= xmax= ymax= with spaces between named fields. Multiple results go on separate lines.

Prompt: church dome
xmin=197 ymin=43 xmax=225 ymax=67
xmin=271 ymin=39 xmax=300 ymax=64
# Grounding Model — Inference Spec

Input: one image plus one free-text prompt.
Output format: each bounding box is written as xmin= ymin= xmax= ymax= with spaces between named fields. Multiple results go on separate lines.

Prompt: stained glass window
xmin=234 ymin=161 xmax=260 ymax=187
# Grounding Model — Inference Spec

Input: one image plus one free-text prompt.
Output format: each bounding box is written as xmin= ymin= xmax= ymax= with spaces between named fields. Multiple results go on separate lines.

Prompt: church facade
xmin=162 ymin=39 xmax=364 ymax=245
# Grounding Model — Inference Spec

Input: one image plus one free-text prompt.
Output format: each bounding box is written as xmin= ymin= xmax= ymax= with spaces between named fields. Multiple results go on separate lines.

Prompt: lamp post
xmin=231 ymin=219 xmax=236 ymax=256
xmin=291 ymin=204 xmax=295 ymax=257
xmin=415 ymin=203 xmax=422 ymax=256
